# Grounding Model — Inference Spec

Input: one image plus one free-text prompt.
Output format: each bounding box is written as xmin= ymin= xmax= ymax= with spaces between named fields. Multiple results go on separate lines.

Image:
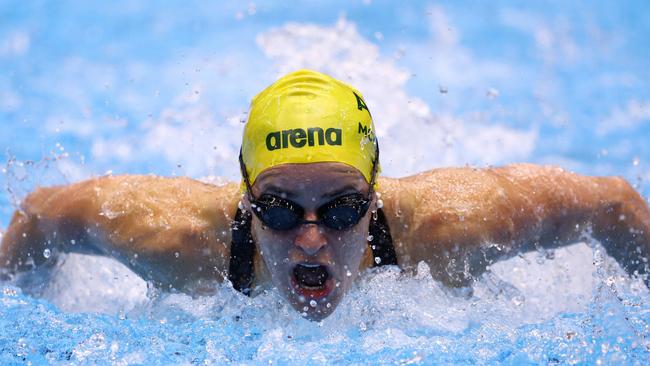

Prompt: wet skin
xmin=246 ymin=162 xmax=375 ymax=320
xmin=1 ymin=163 xmax=649 ymax=321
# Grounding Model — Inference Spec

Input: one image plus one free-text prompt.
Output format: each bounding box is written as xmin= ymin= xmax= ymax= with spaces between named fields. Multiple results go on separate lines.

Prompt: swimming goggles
xmin=238 ymin=146 xmax=379 ymax=231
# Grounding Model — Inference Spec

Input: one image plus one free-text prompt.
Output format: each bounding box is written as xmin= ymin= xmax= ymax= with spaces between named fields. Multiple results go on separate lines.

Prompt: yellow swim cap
xmin=241 ymin=69 xmax=379 ymax=186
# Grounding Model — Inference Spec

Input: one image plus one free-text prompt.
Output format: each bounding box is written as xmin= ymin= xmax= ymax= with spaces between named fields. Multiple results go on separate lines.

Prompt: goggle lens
xmin=255 ymin=195 xmax=303 ymax=231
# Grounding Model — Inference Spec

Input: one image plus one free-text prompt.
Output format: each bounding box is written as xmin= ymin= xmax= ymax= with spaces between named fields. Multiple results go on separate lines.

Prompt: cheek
xmin=252 ymin=224 xmax=292 ymax=263
xmin=330 ymin=224 xmax=369 ymax=263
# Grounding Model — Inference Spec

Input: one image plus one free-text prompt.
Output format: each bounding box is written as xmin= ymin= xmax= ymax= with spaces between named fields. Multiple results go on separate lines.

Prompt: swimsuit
xmin=228 ymin=208 xmax=397 ymax=295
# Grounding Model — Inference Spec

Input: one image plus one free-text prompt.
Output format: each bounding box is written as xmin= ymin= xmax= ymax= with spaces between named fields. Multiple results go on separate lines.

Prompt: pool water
xmin=1 ymin=240 xmax=648 ymax=364
xmin=2 ymin=1 xmax=650 ymax=364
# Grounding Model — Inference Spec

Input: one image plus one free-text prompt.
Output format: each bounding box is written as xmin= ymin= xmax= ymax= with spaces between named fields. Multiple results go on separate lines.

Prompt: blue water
xmin=1 ymin=1 xmax=650 ymax=364
xmin=1 ymin=250 xmax=649 ymax=364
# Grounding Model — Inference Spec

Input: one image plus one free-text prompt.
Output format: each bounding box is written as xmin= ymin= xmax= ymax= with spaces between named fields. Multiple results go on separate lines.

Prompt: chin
xmin=287 ymin=290 xmax=342 ymax=321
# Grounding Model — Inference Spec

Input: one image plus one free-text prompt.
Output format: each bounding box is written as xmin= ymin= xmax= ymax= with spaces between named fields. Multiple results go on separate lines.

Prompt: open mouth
xmin=291 ymin=263 xmax=333 ymax=299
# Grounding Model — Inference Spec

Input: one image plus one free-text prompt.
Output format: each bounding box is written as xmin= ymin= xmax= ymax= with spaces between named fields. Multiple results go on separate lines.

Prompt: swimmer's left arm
xmin=380 ymin=164 xmax=650 ymax=287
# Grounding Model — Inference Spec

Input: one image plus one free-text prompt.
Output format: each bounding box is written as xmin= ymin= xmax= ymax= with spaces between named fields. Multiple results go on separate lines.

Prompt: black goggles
xmin=239 ymin=145 xmax=379 ymax=231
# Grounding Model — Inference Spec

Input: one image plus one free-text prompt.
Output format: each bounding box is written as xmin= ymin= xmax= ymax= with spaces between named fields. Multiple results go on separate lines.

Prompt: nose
xmin=294 ymin=213 xmax=327 ymax=256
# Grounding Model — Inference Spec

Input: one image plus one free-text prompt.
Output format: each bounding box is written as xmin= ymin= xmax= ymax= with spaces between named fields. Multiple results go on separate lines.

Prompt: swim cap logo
xmin=266 ymin=127 xmax=342 ymax=151
xmin=353 ymin=92 xmax=371 ymax=117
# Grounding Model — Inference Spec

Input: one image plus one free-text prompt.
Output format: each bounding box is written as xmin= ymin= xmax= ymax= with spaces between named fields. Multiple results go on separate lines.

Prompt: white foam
xmin=31 ymin=240 xmax=645 ymax=336
xmin=41 ymin=254 xmax=148 ymax=314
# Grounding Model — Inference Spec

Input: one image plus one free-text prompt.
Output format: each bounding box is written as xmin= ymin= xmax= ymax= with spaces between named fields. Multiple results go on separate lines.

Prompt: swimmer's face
xmin=248 ymin=162 xmax=374 ymax=320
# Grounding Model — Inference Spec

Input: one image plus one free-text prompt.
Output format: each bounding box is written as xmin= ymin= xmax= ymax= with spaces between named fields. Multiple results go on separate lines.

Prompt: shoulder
xmin=26 ymin=174 xmax=242 ymax=240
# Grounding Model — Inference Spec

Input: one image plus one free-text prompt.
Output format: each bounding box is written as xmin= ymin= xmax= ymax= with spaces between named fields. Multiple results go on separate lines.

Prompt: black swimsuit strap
xmin=228 ymin=207 xmax=397 ymax=296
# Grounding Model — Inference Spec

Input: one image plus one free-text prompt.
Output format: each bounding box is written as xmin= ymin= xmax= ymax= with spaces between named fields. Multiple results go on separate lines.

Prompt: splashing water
xmin=0 ymin=238 xmax=648 ymax=364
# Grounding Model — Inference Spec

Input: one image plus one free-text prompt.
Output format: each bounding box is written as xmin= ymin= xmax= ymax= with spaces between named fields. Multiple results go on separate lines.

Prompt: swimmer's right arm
xmin=0 ymin=176 xmax=241 ymax=290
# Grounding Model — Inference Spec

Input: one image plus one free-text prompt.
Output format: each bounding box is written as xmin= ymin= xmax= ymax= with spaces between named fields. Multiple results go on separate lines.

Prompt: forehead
xmin=252 ymin=162 xmax=368 ymax=196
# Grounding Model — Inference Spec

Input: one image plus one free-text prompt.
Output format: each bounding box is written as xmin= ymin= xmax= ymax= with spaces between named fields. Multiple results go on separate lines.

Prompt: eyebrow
xmin=259 ymin=184 xmax=363 ymax=200
xmin=323 ymin=185 xmax=362 ymax=199
xmin=260 ymin=185 xmax=296 ymax=198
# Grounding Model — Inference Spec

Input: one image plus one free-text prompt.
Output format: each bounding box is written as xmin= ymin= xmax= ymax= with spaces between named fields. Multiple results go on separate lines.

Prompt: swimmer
xmin=1 ymin=70 xmax=649 ymax=320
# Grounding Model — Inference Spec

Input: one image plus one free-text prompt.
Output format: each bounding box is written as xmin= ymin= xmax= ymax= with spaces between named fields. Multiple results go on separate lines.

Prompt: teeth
xmin=301 ymin=285 xmax=324 ymax=290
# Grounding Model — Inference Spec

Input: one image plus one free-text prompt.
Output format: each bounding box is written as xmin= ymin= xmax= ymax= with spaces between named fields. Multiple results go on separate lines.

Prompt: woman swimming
xmin=1 ymin=70 xmax=649 ymax=320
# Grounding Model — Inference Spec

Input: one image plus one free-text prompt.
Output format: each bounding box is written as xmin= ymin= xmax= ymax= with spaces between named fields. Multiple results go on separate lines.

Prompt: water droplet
xmin=486 ymin=88 xmax=500 ymax=99
xmin=376 ymin=199 xmax=384 ymax=209
xmin=174 ymin=252 xmax=180 ymax=258
xmin=346 ymin=270 xmax=352 ymax=277
xmin=367 ymin=235 xmax=374 ymax=242
xmin=632 ymin=157 xmax=640 ymax=166
xmin=326 ymin=303 xmax=331 ymax=308
xmin=42 ymin=248 xmax=51 ymax=259
xmin=309 ymin=300 xmax=317 ymax=307
xmin=374 ymin=257 xmax=382 ymax=264
xmin=511 ymin=296 xmax=524 ymax=306
xmin=545 ymin=250 xmax=555 ymax=260
xmin=70 ymin=239 xmax=76 ymax=245
xmin=247 ymin=2 xmax=256 ymax=15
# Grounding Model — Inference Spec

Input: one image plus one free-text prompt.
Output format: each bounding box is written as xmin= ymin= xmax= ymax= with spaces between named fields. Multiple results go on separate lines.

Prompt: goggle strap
xmin=367 ymin=143 xmax=380 ymax=198
xmin=239 ymin=149 xmax=256 ymax=202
